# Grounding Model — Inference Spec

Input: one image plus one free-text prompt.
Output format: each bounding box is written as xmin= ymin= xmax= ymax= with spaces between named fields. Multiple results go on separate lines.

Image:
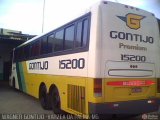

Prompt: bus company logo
xmin=142 ymin=114 xmax=148 ymax=120
xmin=142 ymin=114 xmax=159 ymax=120
xmin=117 ymin=13 xmax=145 ymax=30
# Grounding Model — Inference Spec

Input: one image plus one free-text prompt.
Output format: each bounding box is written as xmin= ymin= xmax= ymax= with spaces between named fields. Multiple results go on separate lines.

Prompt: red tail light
xmin=94 ymin=78 xmax=102 ymax=97
xmin=107 ymin=80 xmax=155 ymax=87
xmin=157 ymin=79 xmax=160 ymax=93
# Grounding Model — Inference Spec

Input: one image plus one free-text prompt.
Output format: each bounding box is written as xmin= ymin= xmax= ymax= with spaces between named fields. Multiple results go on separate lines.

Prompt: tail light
xmin=94 ymin=78 xmax=102 ymax=97
xmin=107 ymin=80 xmax=155 ymax=87
xmin=157 ymin=79 xmax=160 ymax=93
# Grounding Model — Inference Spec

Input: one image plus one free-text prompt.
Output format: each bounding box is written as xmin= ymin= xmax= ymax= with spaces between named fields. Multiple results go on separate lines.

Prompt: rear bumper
xmin=88 ymin=99 xmax=159 ymax=114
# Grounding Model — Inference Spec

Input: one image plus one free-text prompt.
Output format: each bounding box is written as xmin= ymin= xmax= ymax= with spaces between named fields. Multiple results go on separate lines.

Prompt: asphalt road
xmin=0 ymin=81 xmax=53 ymax=114
xmin=0 ymin=81 xmax=159 ymax=120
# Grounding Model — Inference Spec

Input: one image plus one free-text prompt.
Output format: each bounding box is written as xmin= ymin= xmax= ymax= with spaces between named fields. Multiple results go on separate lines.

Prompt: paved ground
xmin=0 ymin=81 xmax=159 ymax=120
xmin=0 ymin=81 xmax=53 ymax=114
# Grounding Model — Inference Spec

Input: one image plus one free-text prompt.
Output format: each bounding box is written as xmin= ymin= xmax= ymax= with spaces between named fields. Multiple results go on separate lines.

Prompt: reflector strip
xmin=107 ymin=80 xmax=155 ymax=86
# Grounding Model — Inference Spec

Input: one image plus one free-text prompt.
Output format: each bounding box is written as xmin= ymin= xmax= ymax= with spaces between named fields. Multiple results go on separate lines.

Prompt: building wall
xmin=0 ymin=43 xmax=17 ymax=80
xmin=0 ymin=28 xmax=35 ymax=81
xmin=0 ymin=59 xmax=3 ymax=80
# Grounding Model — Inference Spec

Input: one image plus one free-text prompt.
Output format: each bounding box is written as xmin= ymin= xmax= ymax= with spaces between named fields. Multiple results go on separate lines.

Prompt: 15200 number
xmin=59 ymin=58 xmax=85 ymax=69
xmin=121 ymin=54 xmax=146 ymax=62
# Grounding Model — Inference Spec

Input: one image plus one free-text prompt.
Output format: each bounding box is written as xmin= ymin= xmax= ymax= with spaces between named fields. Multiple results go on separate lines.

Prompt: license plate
xmin=131 ymin=87 xmax=142 ymax=93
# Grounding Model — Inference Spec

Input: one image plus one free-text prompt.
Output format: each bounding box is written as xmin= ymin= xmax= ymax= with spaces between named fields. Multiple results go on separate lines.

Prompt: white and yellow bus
xmin=10 ymin=1 xmax=160 ymax=116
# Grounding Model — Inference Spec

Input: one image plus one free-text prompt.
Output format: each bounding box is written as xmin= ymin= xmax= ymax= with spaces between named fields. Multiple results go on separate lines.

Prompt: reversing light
xmin=94 ymin=78 xmax=102 ymax=97
xmin=107 ymin=80 xmax=155 ymax=87
xmin=147 ymin=100 xmax=155 ymax=104
xmin=113 ymin=104 xmax=119 ymax=107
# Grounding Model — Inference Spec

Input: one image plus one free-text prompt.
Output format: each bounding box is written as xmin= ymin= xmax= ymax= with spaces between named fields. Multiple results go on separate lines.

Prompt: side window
xmin=64 ymin=25 xmax=74 ymax=50
xmin=15 ymin=47 xmax=24 ymax=61
xmin=34 ymin=40 xmax=41 ymax=56
xmin=75 ymin=21 xmax=82 ymax=47
xmin=24 ymin=45 xmax=30 ymax=59
xmin=75 ymin=18 xmax=89 ymax=48
xmin=30 ymin=43 xmax=34 ymax=57
xmin=19 ymin=47 xmax=24 ymax=60
xmin=54 ymin=29 xmax=64 ymax=52
xmin=48 ymin=33 xmax=54 ymax=53
xmin=82 ymin=19 xmax=89 ymax=47
xmin=41 ymin=38 xmax=48 ymax=54
xmin=14 ymin=49 xmax=19 ymax=61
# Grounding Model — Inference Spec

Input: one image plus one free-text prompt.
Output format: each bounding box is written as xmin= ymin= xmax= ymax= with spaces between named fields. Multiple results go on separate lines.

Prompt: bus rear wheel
xmin=39 ymin=84 xmax=51 ymax=110
xmin=50 ymin=87 xmax=61 ymax=114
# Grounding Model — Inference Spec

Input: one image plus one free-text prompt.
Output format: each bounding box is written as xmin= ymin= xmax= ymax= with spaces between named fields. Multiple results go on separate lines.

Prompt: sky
xmin=0 ymin=0 xmax=160 ymax=35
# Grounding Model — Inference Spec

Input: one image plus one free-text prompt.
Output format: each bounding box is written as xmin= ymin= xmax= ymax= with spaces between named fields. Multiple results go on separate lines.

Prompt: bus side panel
xmin=15 ymin=52 xmax=89 ymax=115
xmin=22 ymin=70 xmax=88 ymax=115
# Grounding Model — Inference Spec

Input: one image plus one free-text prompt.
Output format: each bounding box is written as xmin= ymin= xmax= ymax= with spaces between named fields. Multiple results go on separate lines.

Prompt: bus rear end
xmin=88 ymin=1 xmax=160 ymax=114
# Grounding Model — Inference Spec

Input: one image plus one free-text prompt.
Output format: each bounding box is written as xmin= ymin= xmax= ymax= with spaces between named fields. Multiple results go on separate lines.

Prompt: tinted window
xmin=75 ymin=18 xmax=89 ymax=48
xmin=54 ymin=30 xmax=64 ymax=52
xmin=34 ymin=40 xmax=41 ymax=56
xmin=41 ymin=38 xmax=48 ymax=54
xmin=75 ymin=21 xmax=82 ymax=47
xmin=30 ymin=43 xmax=34 ymax=57
xmin=24 ymin=45 xmax=30 ymax=59
xmin=20 ymin=47 xmax=24 ymax=60
xmin=48 ymin=34 xmax=54 ymax=53
xmin=14 ymin=49 xmax=19 ymax=61
xmin=82 ymin=19 xmax=88 ymax=47
xmin=15 ymin=47 xmax=24 ymax=61
xmin=64 ymin=25 xmax=74 ymax=50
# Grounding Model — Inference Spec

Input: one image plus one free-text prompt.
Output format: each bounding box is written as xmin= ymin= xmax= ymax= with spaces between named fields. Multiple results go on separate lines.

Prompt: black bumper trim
xmin=89 ymin=99 xmax=159 ymax=114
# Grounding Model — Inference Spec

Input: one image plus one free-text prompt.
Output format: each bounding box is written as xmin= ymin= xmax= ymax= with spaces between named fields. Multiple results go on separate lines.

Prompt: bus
xmin=9 ymin=1 xmax=160 ymax=116
xmin=157 ymin=18 xmax=160 ymax=101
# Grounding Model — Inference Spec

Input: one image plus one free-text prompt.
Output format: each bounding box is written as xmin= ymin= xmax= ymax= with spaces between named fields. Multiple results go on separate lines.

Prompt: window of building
xmin=64 ymin=25 xmax=74 ymax=50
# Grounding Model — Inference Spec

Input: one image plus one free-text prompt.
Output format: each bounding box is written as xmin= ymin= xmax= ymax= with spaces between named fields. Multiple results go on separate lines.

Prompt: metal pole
xmin=115 ymin=0 xmax=119 ymax=3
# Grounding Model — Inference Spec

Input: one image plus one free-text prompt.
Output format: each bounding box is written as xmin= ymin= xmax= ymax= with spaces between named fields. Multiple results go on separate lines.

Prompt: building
xmin=0 ymin=28 xmax=36 ymax=81
xmin=158 ymin=18 xmax=160 ymax=33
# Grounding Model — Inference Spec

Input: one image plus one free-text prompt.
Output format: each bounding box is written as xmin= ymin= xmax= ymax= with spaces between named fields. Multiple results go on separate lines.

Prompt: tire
xmin=50 ymin=87 xmax=61 ymax=114
xmin=39 ymin=85 xmax=51 ymax=110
